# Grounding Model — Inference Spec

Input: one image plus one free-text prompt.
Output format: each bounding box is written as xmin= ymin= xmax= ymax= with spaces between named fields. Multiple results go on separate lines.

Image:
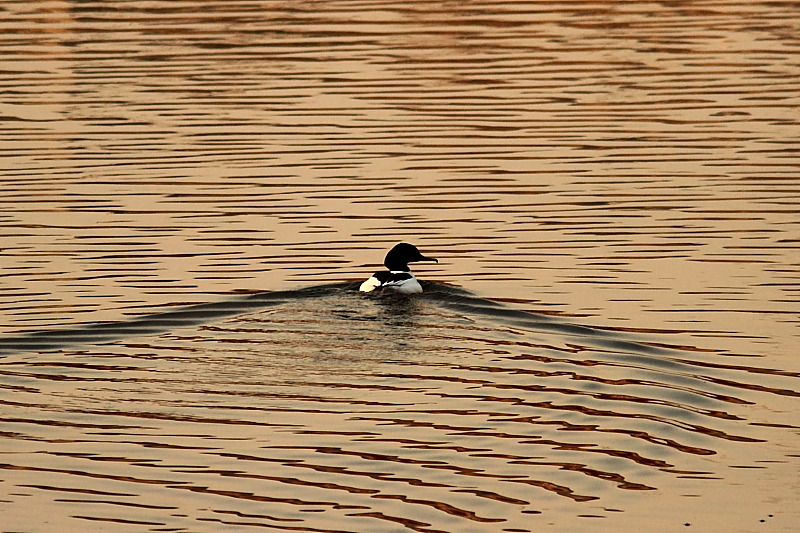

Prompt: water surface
xmin=1 ymin=1 xmax=799 ymax=532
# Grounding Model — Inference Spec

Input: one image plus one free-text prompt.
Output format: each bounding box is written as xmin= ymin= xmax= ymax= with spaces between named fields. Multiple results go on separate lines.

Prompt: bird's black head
xmin=384 ymin=243 xmax=438 ymax=272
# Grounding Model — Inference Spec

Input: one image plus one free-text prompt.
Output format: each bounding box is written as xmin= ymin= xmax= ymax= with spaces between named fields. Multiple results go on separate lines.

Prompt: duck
xmin=359 ymin=243 xmax=438 ymax=294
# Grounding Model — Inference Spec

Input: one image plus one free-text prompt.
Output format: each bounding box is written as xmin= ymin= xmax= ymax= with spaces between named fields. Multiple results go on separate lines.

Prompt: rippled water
xmin=2 ymin=1 xmax=799 ymax=531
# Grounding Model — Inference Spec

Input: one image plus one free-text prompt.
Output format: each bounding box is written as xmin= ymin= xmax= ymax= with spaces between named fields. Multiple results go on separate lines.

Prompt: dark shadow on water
xmin=0 ymin=282 xmax=350 ymax=354
xmin=0 ymin=281 xmax=694 ymax=356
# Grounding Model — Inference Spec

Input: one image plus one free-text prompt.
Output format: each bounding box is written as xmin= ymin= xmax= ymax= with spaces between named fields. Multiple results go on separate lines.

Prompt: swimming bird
xmin=359 ymin=243 xmax=438 ymax=294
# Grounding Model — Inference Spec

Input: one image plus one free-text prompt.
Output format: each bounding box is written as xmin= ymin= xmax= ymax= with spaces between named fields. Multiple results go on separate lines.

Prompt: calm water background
xmin=1 ymin=1 xmax=799 ymax=531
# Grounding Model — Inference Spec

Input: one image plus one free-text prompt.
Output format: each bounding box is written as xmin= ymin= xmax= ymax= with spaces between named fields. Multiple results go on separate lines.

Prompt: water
xmin=1 ymin=1 xmax=799 ymax=531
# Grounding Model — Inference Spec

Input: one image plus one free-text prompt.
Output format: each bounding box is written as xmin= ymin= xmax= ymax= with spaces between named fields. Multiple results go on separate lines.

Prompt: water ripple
xmin=2 ymin=0 xmax=798 ymax=530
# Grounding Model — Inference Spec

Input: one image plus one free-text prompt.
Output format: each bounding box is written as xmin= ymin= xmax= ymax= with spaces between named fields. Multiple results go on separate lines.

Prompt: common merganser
xmin=359 ymin=243 xmax=438 ymax=294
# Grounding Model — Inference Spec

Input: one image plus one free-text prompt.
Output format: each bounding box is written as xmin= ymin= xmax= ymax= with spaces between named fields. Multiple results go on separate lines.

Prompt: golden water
xmin=1 ymin=1 xmax=798 ymax=532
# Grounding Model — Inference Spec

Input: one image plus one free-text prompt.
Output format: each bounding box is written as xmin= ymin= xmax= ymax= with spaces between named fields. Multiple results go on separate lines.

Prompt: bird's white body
xmin=359 ymin=272 xmax=423 ymax=294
